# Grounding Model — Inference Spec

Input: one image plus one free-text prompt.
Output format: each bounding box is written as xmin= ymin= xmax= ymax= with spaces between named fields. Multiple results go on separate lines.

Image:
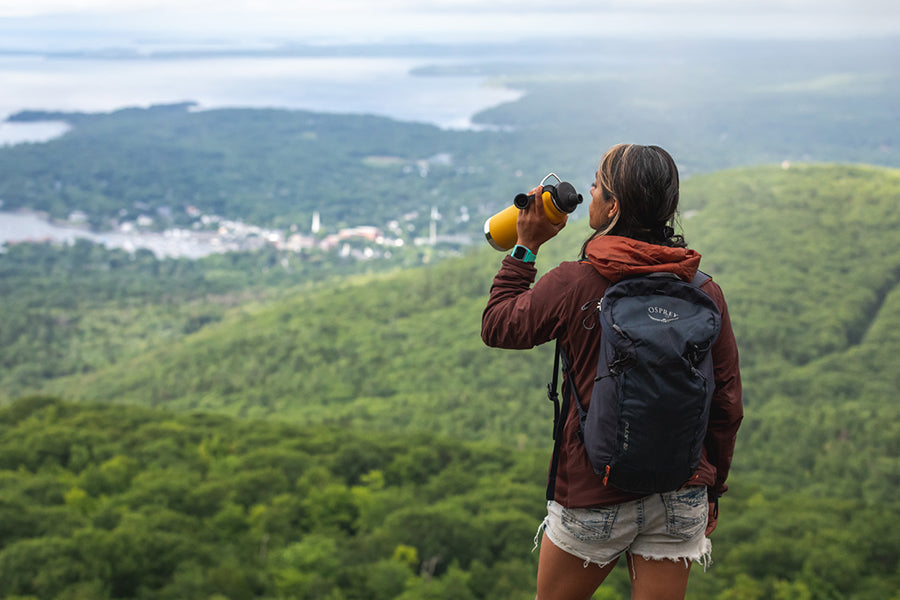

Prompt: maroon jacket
xmin=482 ymin=235 xmax=743 ymax=508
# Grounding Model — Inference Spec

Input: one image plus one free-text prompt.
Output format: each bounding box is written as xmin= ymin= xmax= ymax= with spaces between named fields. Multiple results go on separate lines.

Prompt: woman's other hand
xmin=706 ymin=502 xmax=718 ymax=536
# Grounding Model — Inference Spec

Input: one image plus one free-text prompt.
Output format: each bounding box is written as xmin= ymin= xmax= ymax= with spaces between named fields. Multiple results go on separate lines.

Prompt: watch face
xmin=512 ymin=245 xmax=534 ymax=262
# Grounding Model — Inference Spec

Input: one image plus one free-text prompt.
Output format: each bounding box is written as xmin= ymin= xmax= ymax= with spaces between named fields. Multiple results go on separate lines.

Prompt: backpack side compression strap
xmin=545 ymin=339 xmax=565 ymax=500
xmin=545 ymin=339 xmax=583 ymax=501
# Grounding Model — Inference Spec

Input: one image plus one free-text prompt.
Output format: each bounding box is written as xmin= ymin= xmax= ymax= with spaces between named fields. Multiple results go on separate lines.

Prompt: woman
xmin=482 ymin=144 xmax=742 ymax=600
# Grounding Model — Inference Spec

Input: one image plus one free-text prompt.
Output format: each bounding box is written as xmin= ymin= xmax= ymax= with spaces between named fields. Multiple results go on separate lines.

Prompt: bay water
xmin=0 ymin=54 xmax=523 ymax=137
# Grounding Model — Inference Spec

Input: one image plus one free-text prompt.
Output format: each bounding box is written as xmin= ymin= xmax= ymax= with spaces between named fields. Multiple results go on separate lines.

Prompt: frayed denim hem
xmin=533 ymin=516 xmax=619 ymax=570
xmin=630 ymin=537 xmax=713 ymax=573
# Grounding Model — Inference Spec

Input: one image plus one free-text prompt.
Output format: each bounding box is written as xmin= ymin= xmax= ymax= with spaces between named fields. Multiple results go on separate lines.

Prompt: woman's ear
xmin=608 ymin=197 xmax=620 ymax=219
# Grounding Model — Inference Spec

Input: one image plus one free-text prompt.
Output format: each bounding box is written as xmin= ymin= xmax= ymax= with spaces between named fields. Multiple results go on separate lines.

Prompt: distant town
xmin=1 ymin=200 xmax=474 ymax=261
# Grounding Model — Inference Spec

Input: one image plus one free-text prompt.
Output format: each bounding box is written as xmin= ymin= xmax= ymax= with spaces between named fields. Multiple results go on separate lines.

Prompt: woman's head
xmin=584 ymin=143 xmax=685 ymax=253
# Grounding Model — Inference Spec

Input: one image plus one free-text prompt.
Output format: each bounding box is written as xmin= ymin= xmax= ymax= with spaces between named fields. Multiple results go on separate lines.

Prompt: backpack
xmin=546 ymin=271 xmax=721 ymax=497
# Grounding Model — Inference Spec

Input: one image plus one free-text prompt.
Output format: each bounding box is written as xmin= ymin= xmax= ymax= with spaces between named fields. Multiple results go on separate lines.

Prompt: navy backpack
xmin=546 ymin=271 xmax=721 ymax=497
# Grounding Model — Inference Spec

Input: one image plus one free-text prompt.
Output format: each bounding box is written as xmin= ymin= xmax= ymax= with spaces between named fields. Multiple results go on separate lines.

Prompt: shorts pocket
xmin=661 ymin=485 xmax=708 ymax=541
xmin=560 ymin=505 xmax=619 ymax=543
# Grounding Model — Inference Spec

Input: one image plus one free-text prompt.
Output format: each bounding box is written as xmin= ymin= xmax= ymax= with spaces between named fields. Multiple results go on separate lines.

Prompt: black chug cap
xmin=554 ymin=181 xmax=583 ymax=213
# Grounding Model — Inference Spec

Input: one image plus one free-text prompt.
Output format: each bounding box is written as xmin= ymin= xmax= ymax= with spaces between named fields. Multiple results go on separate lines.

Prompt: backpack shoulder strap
xmin=691 ymin=270 xmax=711 ymax=287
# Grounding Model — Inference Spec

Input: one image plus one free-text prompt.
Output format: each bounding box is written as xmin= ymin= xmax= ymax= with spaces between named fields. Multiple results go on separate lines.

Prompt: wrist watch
xmin=511 ymin=244 xmax=537 ymax=263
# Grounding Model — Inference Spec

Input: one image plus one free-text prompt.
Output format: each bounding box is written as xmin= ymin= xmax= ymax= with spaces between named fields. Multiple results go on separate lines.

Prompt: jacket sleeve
xmin=481 ymin=256 xmax=565 ymax=349
xmin=703 ymin=281 xmax=744 ymax=498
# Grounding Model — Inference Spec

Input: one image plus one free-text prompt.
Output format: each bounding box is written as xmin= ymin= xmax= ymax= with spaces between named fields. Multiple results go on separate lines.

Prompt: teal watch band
xmin=511 ymin=244 xmax=537 ymax=263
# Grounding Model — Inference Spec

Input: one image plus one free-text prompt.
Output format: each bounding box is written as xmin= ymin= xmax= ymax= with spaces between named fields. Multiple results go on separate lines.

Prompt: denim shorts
xmin=536 ymin=486 xmax=712 ymax=569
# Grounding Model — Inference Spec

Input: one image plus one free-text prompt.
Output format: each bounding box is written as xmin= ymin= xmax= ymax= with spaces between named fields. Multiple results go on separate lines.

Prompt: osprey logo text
xmin=648 ymin=306 xmax=679 ymax=323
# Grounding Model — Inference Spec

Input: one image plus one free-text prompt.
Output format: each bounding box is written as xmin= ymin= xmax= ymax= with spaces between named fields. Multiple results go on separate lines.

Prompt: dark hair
xmin=580 ymin=144 xmax=686 ymax=258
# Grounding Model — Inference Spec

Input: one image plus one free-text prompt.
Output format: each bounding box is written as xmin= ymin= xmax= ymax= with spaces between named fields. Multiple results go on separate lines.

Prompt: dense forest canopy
xmin=0 ymin=397 xmax=550 ymax=600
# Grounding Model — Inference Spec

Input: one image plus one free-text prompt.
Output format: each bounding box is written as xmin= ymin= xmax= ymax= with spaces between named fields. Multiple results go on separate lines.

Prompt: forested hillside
xmin=3 ymin=163 xmax=895 ymax=598
xmin=0 ymin=238 xmax=414 ymax=399
xmin=681 ymin=165 xmax=900 ymax=498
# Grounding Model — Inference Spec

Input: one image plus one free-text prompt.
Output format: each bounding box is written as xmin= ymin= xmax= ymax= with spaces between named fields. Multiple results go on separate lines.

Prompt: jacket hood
xmin=585 ymin=235 xmax=701 ymax=283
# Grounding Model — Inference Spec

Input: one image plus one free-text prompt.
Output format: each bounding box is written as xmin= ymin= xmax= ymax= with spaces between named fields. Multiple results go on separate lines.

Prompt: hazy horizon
xmin=1 ymin=0 xmax=898 ymax=51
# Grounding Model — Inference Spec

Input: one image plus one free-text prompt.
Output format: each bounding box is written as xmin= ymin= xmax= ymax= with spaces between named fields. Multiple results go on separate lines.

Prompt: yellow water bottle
xmin=484 ymin=173 xmax=583 ymax=251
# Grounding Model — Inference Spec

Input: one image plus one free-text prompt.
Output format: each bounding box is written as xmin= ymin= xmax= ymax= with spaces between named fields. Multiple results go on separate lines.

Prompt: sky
xmin=0 ymin=0 xmax=897 ymax=46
